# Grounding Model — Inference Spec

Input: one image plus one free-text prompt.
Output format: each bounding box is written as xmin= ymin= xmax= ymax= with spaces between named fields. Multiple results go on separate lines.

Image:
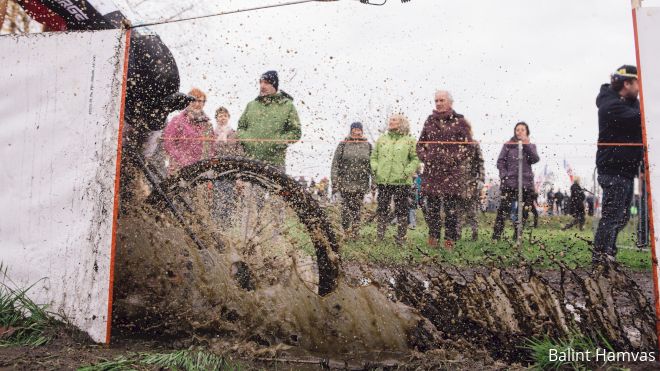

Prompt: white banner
xmin=0 ymin=30 xmax=128 ymax=343
xmin=635 ymin=6 xmax=660 ymax=328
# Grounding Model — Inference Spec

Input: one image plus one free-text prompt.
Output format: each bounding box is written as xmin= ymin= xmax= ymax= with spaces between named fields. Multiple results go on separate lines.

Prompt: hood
xmin=256 ymin=90 xmax=294 ymax=104
xmin=431 ymin=109 xmax=464 ymax=120
xmin=596 ymin=83 xmax=620 ymax=109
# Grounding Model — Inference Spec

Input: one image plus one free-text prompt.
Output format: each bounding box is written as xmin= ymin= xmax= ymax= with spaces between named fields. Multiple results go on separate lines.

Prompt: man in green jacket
xmin=237 ymin=70 xmax=301 ymax=171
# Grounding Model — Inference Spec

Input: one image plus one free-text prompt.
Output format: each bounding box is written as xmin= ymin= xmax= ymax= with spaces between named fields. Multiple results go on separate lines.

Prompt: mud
xmin=111 ymin=161 xmax=658 ymax=367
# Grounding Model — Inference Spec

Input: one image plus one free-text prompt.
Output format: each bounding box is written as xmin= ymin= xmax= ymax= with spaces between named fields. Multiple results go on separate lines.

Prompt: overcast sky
xmin=112 ymin=0 xmax=659 ymax=192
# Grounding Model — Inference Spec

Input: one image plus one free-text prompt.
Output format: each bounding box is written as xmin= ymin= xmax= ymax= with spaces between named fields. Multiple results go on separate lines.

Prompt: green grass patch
xmin=523 ymin=329 xmax=614 ymax=370
xmin=0 ymin=263 xmax=54 ymax=347
xmin=288 ymin=206 xmax=652 ymax=271
xmin=78 ymin=349 xmax=243 ymax=371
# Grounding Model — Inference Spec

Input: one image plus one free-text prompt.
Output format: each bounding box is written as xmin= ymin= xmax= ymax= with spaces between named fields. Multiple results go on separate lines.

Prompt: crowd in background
xmin=145 ymin=65 xmax=644 ymax=265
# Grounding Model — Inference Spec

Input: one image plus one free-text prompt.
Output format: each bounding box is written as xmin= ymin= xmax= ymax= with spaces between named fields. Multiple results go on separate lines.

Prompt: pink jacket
xmin=163 ymin=110 xmax=216 ymax=173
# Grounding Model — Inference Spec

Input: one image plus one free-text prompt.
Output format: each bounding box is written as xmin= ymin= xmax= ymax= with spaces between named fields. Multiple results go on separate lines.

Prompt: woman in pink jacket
xmin=163 ymin=88 xmax=216 ymax=174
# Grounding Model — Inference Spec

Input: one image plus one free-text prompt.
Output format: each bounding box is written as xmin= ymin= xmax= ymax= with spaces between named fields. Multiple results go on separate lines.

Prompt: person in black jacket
xmin=562 ymin=178 xmax=586 ymax=231
xmin=593 ymin=65 xmax=642 ymax=265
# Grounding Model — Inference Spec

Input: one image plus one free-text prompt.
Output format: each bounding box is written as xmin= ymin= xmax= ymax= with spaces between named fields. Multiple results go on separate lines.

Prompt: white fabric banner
xmin=0 ymin=30 xmax=127 ymax=343
xmin=636 ymin=7 xmax=660 ymax=316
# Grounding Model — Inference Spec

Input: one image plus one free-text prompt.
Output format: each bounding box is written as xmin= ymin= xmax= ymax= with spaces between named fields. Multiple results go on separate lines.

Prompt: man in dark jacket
xmin=554 ymin=190 xmax=564 ymax=215
xmin=593 ymin=65 xmax=642 ymax=265
xmin=417 ymin=90 xmax=475 ymax=249
xmin=562 ymin=178 xmax=586 ymax=231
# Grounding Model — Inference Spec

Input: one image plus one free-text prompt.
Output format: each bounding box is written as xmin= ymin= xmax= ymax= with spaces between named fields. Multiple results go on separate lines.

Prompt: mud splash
xmin=113 ymin=164 xmax=657 ymax=366
xmin=113 ymin=201 xmax=433 ymax=358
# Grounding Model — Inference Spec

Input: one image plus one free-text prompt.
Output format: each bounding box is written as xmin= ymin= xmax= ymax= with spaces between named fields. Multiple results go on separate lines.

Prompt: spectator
xmin=563 ymin=177 xmax=586 ymax=231
xmin=371 ymin=114 xmax=420 ymax=245
xmin=417 ymin=90 xmax=476 ymax=249
xmin=457 ymin=140 xmax=485 ymax=241
xmin=163 ymin=88 xmax=215 ymax=174
xmin=212 ymin=106 xmax=244 ymax=225
xmin=492 ymin=122 xmax=540 ymax=240
xmin=237 ymin=70 xmax=301 ymax=171
xmin=593 ymin=65 xmax=642 ymax=265
xmin=331 ymin=122 xmax=372 ymax=239
xmin=586 ymin=194 xmax=595 ymax=216
xmin=408 ymin=172 xmax=422 ymax=230
xmin=546 ymin=189 xmax=555 ymax=216
xmin=554 ymin=190 xmax=564 ymax=215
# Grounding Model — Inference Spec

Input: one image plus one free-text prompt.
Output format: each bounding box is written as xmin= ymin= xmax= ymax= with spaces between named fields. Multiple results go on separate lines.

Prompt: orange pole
xmin=106 ymin=29 xmax=132 ymax=345
xmin=631 ymin=6 xmax=660 ymax=355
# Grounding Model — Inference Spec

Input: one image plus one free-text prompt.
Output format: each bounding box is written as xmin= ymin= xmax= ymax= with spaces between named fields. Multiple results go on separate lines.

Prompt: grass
xmin=0 ymin=263 xmax=54 ymax=347
xmin=523 ymin=329 xmax=615 ymax=370
xmin=287 ymin=205 xmax=652 ymax=271
xmin=78 ymin=349 xmax=243 ymax=371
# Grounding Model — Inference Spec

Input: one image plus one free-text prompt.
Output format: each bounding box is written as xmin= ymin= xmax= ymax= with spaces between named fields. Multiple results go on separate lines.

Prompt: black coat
xmin=569 ymin=183 xmax=585 ymax=217
xmin=595 ymin=84 xmax=642 ymax=179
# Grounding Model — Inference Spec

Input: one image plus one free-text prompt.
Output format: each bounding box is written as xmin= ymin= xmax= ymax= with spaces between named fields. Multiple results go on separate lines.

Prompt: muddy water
xmin=113 ymin=172 xmax=656 ymax=365
xmin=113 ymin=203 xmax=431 ymax=360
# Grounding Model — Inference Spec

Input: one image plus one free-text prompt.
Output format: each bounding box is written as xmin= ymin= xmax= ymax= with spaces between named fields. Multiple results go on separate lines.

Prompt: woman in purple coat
xmin=492 ymin=122 xmax=540 ymax=240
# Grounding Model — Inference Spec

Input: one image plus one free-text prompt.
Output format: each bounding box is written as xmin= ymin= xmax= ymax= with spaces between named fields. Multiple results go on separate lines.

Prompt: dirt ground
xmin=2 ymin=262 xmax=659 ymax=371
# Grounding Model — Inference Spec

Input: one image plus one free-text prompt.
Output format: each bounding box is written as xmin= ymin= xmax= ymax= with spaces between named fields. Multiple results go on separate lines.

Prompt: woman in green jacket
xmin=371 ymin=114 xmax=420 ymax=245
xmin=331 ymin=122 xmax=372 ymax=239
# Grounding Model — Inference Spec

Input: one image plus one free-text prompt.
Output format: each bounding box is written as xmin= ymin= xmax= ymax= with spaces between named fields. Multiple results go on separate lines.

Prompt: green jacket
xmin=331 ymin=136 xmax=372 ymax=194
xmin=370 ymin=131 xmax=420 ymax=185
xmin=237 ymin=91 xmax=301 ymax=166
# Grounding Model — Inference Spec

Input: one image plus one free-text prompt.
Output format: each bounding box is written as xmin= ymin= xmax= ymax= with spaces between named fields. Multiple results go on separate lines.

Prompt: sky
xmin=109 ymin=0 xmax=658 ymax=193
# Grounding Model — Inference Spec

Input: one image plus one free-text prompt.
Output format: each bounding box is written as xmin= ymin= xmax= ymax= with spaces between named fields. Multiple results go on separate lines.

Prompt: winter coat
xmin=370 ymin=131 xmax=420 ymax=186
xmin=496 ymin=137 xmax=540 ymax=190
xmin=163 ymin=109 xmax=215 ymax=173
xmin=331 ymin=136 xmax=372 ymax=194
xmin=237 ymin=91 xmax=301 ymax=166
xmin=215 ymin=126 xmax=244 ymax=157
xmin=416 ymin=110 xmax=474 ymax=197
xmin=570 ymin=183 xmax=585 ymax=217
xmin=596 ymin=84 xmax=642 ymax=179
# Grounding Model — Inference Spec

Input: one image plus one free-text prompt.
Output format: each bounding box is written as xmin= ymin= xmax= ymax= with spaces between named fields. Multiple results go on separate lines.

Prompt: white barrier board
xmin=0 ymin=30 xmax=127 ymax=343
xmin=636 ymin=7 xmax=660 ymax=310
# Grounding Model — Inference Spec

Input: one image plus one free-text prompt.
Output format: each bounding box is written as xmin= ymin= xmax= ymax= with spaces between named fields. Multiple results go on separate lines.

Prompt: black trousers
xmin=593 ymin=174 xmax=634 ymax=262
xmin=376 ymin=184 xmax=409 ymax=239
xmin=341 ymin=191 xmax=365 ymax=231
xmin=425 ymin=195 xmax=463 ymax=241
xmin=493 ymin=187 xmax=535 ymax=240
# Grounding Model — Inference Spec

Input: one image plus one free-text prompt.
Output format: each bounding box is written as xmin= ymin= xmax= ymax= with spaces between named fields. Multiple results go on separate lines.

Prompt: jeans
xmin=492 ymin=187 xmax=535 ymax=240
xmin=593 ymin=174 xmax=634 ymax=263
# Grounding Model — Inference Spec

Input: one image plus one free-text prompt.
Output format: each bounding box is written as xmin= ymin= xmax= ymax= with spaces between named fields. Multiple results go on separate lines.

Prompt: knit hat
xmin=611 ymin=65 xmax=638 ymax=82
xmin=260 ymin=70 xmax=279 ymax=91
xmin=350 ymin=122 xmax=363 ymax=130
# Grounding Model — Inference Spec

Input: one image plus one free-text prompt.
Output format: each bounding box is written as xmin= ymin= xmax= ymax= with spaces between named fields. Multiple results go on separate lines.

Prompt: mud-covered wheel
xmin=153 ymin=156 xmax=340 ymax=296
